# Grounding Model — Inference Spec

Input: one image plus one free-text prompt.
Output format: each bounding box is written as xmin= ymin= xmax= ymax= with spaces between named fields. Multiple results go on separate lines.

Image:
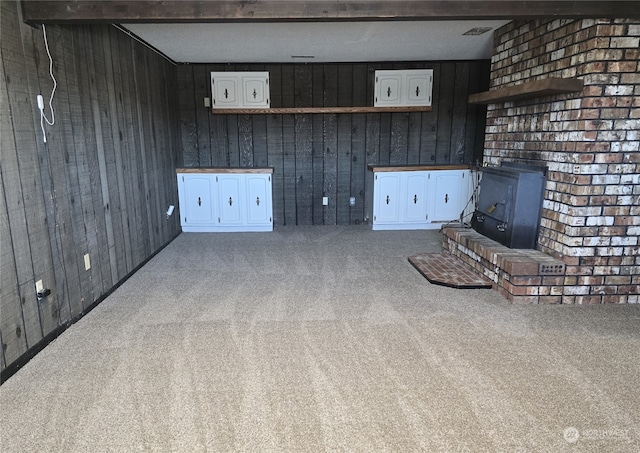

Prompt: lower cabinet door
xmin=373 ymin=173 xmax=401 ymax=224
xmin=217 ymin=175 xmax=243 ymax=226
xmin=402 ymin=172 xmax=428 ymax=223
xmin=246 ymin=174 xmax=272 ymax=225
xmin=430 ymin=171 xmax=463 ymax=222
xmin=181 ymin=175 xmax=215 ymax=225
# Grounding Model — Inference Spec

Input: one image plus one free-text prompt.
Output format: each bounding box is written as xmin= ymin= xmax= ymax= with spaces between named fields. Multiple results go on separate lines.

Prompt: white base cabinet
xmin=177 ymin=169 xmax=273 ymax=232
xmin=370 ymin=166 xmax=473 ymax=230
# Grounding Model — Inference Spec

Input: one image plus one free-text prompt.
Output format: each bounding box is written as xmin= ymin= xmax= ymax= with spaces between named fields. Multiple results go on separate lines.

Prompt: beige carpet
xmin=1 ymin=226 xmax=639 ymax=452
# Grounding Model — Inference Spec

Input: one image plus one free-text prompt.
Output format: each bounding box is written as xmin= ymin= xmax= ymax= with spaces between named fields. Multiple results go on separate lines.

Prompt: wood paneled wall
xmin=1 ymin=1 xmax=181 ymax=376
xmin=178 ymin=61 xmax=489 ymax=225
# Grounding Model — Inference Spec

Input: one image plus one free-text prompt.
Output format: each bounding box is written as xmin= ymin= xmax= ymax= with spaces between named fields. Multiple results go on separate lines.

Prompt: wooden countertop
xmin=367 ymin=164 xmax=470 ymax=172
xmin=176 ymin=167 xmax=274 ymax=174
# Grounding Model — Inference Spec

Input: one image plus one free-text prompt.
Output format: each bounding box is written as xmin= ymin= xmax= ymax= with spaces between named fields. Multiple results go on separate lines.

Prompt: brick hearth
xmin=442 ymin=227 xmax=568 ymax=304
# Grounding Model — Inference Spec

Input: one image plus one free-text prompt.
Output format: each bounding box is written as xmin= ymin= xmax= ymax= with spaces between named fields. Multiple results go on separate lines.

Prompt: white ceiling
xmin=123 ymin=20 xmax=511 ymax=63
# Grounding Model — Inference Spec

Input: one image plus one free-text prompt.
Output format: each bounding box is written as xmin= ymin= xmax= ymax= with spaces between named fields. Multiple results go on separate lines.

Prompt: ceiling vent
xmin=463 ymin=27 xmax=493 ymax=36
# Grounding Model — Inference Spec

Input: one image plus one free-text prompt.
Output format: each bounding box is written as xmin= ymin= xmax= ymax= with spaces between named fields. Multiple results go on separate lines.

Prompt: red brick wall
xmin=483 ymin=19 xmax=639 ymax=304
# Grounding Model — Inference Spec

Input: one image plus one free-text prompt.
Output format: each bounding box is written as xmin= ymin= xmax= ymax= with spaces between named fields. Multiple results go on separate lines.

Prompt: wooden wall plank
xmin=294 ymin=65 xmax=313 ymax=224
xmin=117 ymin=29 xmax=146 ymax=268
xmin=73 ymin=25 xmax=106 ymax=302
xmin=336 ymin=65 xmax=352 ymax=225
xmin=281 ymin=65 xmax=296 ymax=225
xmin=68 ymin=26 xmax=100 ymax=305
xmin=131 ymin=38 xmax=156 ymax=254
xmin=420 ymin=63 xmax=440 ymax=165
xmin=322 ymin=65 xmax=338 ymax=225
xmin=152 ymin=47 xmax=172 ymax=243
xmin=194 ymin=64 xmax=212 ymax=166
xmin=311 ymin=65 xmax=324 ymax=224
xmin=105 ymin=26 xmax=134 ymax=276
xmin=140 ymin=45 xmax=162 ymax=244
xmin=435 ymin=62 xmax=455 ymax=164
xmin=389 ymin=112 xmax=409 ymax=165
xmin=450 ymin=62 xmax=470 ymax=164
xmin=49 ymin=25 xmax=90 ymax=317
xmin=177 ymin=66 xmax=198 ymax=167
xmin=350 ymin=64 xmax=367 ymax=224
xmin=81 ymin=25 xmax=114 ymax=293
xmin=92 ymin=26 xmax=125 ymax=284
xmin=238 ymin=115 xmax=254 ymax=167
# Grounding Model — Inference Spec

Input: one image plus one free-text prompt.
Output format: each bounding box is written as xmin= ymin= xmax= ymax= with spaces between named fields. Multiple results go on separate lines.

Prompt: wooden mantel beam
xmin=22 ymin=1 xmax=640 ymax=24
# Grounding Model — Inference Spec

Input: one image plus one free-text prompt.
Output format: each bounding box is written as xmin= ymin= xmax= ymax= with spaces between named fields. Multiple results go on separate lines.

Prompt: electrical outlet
xmin=36 ymin=280 xmax=44 ymax=293
xmin=349 ymin=197 xmax=356 ymax=206
xmin=84 ymin=253 xmax=91 ymax=271
xmin=322 ymin=197 xmax=329 ymax=206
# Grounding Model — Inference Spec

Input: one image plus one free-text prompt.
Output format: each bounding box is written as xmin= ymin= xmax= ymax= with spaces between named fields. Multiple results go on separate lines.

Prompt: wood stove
xmin=472 ymin=162 xmax=546 ymax=249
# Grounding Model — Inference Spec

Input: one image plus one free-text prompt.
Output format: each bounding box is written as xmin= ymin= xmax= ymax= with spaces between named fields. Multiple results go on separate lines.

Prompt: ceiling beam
xmin=22 ymin=1 xmax=640 ymax=24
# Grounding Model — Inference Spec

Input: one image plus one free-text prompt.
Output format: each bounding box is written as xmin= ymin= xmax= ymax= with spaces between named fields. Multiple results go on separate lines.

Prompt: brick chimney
xmin=483 ymin=19 xmax=639 ymax=303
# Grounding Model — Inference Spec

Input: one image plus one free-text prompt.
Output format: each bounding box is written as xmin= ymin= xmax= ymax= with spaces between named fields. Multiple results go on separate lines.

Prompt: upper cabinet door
xmin=374 ymin=73 xmax=403 ymax=106
xmin=211 ymin=74 xmax=240 ymax=108
xmin=242 ymin=75 xmax=270 ymax=107
xmin=211 ymin=72 xmax=270 ymax=109
xmin=374 ymin=69 xmax=433 ymax=107
xmin=405 ymin=71 xmax=432 ymax=105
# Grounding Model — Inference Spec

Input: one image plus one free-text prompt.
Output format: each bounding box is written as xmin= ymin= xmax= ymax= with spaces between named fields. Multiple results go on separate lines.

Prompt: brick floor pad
xmin=409 ymin=253 xmax=493 ymax=289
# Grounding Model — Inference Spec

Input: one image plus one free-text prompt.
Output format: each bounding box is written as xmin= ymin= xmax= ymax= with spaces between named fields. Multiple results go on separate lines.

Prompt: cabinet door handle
xmin=386 ymin=86 xmax=392 ymax=98
xmin=256 ymin=197 xmax=260 ymax=206
xmin=386 ymin=195 xmax=390 ymax=205
xmin=413 ymin=194 xmax=418 ymax=204
xmin=197 ymin=197 xmax=201 ymax=206
xmin=444 ymin=194 xmax=449 ymax=203
xmin=229 ymin=197 xmax=233 ymax=206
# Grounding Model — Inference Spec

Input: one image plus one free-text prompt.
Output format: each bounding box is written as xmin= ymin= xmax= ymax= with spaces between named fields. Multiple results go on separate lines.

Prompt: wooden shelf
xmin=468 ymin=78 xmax=584 ymax=105
xmin=210 ymin=106 xmax=432 ymax=115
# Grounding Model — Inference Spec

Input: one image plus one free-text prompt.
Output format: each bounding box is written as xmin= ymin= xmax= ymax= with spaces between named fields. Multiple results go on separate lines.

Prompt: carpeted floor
xmin=1 ymin=226 xmax=639 ymax=452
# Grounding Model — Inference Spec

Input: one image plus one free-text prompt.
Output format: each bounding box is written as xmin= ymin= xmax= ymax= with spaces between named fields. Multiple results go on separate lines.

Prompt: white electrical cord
xmin=38 ymin=24 xmax=57 ymax=143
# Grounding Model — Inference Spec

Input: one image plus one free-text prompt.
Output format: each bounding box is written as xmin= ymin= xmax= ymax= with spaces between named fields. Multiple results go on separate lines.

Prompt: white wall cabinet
xmin=177 ymin=169 xmax=273 ymax=232
xmin=211 ymin=72 xmax=270 ymax=109
xmin=370 ymin=166 xmax=473 ymax=230
xmin=374 ymin=69 xmax=433 ymax=107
